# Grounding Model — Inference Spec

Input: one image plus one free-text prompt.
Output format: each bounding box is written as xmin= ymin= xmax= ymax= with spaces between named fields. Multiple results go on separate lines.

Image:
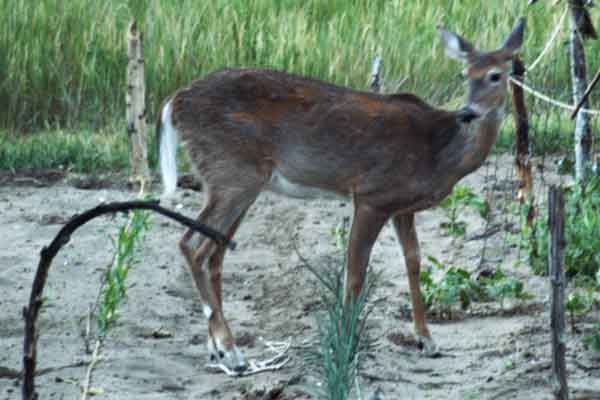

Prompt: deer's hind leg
xmin=179 ymin=185 xmax=260 ymax=373
xmin=393 ymin=213 xmax=438 ymax=356
xmin=208 ymin=210 xmax=246 ymax=309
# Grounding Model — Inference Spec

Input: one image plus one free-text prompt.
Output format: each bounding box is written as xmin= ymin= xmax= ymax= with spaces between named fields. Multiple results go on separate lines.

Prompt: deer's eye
xmin=489 ymin=72 xmax=502 ymax=83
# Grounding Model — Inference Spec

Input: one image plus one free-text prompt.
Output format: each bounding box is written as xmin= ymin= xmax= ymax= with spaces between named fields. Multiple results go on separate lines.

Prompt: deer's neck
xmin=437 ymin=108 xmax=503 ymax=180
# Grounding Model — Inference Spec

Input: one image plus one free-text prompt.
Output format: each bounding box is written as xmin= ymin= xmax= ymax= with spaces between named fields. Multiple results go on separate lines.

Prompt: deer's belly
xmin=267 ymin=169 xmax=348 ymax=200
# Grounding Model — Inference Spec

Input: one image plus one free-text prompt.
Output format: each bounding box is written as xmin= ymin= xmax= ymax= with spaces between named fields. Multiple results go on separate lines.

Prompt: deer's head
xmin=438 ymin=18 xmax=525 ymax=119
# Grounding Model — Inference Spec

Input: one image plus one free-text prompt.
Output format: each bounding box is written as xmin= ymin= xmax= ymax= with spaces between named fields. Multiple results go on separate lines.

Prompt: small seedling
xmin=420 ymin=256 xmax=481 ymax=319
xmin=439 ymin=185 xmax=489 ymax=236
xmin=583 ymin=326 xmax=600 ymax=352
xmin=479 ymin=267 xmax=533 ymax=309
xmin=566 ymin=291 xmax=594 ymax=333
xmin=421 ymin=258 xmax=531 ymax=318
xmin=504 ymin=358 xmax=516 ymax=371
xmin=97 ymin=209 xmax=150 ymax=335
xmin=556 ymin=155 xmax=575 ymax=176
xmin=331 ymin=216 xmax=350 ymax=250
xmin=565 ymin=276 xmax=598 ymax=332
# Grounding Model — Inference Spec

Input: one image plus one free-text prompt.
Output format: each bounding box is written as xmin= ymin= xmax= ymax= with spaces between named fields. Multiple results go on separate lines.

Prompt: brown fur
xmin=169 ymin=68 xmax=465 ymax=213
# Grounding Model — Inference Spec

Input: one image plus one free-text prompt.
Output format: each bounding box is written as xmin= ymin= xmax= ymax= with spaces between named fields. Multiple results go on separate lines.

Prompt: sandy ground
xmin=1 ymin=155 xmax=599 ymax=400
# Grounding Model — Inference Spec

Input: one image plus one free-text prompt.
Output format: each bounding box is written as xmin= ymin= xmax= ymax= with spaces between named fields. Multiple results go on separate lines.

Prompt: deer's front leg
xmin=344 ymin=204 xmax=388 ymax=305
xmin=392 ymin=213 xmax=437 ymax=355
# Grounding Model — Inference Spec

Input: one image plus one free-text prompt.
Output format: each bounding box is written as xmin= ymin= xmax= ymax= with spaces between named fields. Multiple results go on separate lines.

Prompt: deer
xmin=156 ymin=18 xmax=525 ymax=373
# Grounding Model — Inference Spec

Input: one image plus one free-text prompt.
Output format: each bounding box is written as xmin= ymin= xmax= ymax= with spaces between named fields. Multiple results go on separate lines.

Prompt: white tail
xmin=159 ymin=100 xmax=178 ymax=194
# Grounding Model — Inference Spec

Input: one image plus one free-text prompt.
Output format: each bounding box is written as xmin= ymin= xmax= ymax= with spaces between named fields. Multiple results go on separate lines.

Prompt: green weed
xmin=421 ymin=256 xmax=532 ymax=318
xmin=525 ymin=180 xmax=600 ymax=281
xmin=331 ymin=216 xmax=350 ymax=251
xmin=583 ymin=326 xmax=600 ymax=352
xmin=420 ymin=263 xmax=478 ymax=319
xmin=504 ymin=358 xmax=516 ymax=371
xmin=97 ymin=208 xmax=150 ymax=335
xmin=439 ymin=185 xmax=489 ymax=236
xmin=566 ymin=290 xmax=595 ymax=331
xmin=479 ymin=267 xmax=533 ymax=309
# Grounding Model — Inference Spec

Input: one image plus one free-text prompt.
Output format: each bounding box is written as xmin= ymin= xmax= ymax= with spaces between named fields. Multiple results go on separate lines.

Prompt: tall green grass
xmin=0 ymin=128 xmax=158 ymax=173
xmin=2 ymin=0 xmax=596 ymax=132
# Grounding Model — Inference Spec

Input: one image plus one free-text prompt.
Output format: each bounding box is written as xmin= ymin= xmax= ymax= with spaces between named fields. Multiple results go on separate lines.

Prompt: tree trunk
xmin=126 ymin=20 xmax=151 ymax=190
xmin=548 ymin=186 xmax=568 ymax=400
xmin=569 ymin=0 xmax=595 ymax=181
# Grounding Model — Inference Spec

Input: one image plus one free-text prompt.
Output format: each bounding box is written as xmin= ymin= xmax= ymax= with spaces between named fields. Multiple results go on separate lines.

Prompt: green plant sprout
xmin=566 ymin=290 xmax=595 ymax=332
xmin=97 ymin=209 xmax=150 ymax=335
xmin=439 ymin=185 xmax=489 ymax=236
xmin=420 ymin=256 xmax=532 ymax=318
xmin=583 ymin=326 xmax=600 ymax=352
xmin=331 ymin=216 xmax=350 ymax=251
xmin=479 ymin=267 xmax=533 ymax=309
xmin=420 ymin=256 xmax=480 ymax=319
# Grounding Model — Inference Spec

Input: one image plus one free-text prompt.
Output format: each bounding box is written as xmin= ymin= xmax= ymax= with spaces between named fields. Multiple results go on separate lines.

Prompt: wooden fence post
xmin=510 ymin=56 xmax=534 ymax=204
xmin=126 ymin=20 xmax=151 ymax=191
xmin=548 ymin=186 xmax=568 ymax=400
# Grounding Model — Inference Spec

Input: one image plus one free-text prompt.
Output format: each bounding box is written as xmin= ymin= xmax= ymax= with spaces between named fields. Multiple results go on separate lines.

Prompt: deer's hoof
xmin=207 ymin=337 xmax=248 ymax=374
xmin=417 ymin=335 xmax=440 ymax=357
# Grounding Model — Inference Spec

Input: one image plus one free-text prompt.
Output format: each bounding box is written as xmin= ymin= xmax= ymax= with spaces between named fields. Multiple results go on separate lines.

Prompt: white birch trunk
xmin=569 ymin=1 xmax=594 ymax=181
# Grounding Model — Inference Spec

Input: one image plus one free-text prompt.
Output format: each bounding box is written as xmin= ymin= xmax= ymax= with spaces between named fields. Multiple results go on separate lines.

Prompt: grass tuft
xmin=303 ymin=217 xmax=378 ymax=400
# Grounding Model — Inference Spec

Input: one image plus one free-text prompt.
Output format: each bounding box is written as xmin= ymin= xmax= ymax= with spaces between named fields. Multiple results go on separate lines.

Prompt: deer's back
xmin=170 ymin=68 xmax=461 ymax=205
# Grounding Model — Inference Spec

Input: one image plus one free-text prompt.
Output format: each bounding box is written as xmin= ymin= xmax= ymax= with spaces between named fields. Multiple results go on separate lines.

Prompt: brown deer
xmin=156 ymin=18 xmax=525 ymax=373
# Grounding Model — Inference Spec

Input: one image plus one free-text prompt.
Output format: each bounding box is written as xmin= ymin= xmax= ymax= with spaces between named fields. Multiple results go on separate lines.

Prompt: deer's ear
xmin=438 ymin=27 xmax=475 ymax=63
xmin=501 ymin=17 xmax=525 ymax=56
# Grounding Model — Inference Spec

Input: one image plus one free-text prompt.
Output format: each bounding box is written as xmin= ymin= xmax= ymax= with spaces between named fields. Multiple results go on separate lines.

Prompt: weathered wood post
xmin=510 ymin=56 xmax=534 ymax=204
xmin=568 ymin=0 xmax=596 ymax=181
xmin=548 ymin=186 xmax=568 ymax=400
xmin=126 ymin=20 xmax=151 ymax=191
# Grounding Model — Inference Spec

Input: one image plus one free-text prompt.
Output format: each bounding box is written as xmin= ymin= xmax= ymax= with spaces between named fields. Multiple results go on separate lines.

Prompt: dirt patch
xmin=1 ymin=155 xmax=599 ymax=399
xmin=387 ymin=331 xmax=420 ymax=349
xmin=0 ymin=168 xmax=66 ymax=186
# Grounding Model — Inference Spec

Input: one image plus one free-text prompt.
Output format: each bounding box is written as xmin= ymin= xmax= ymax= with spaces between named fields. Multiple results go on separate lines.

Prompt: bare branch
xmin=571 ymin=67 xmax=600 ymax=119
